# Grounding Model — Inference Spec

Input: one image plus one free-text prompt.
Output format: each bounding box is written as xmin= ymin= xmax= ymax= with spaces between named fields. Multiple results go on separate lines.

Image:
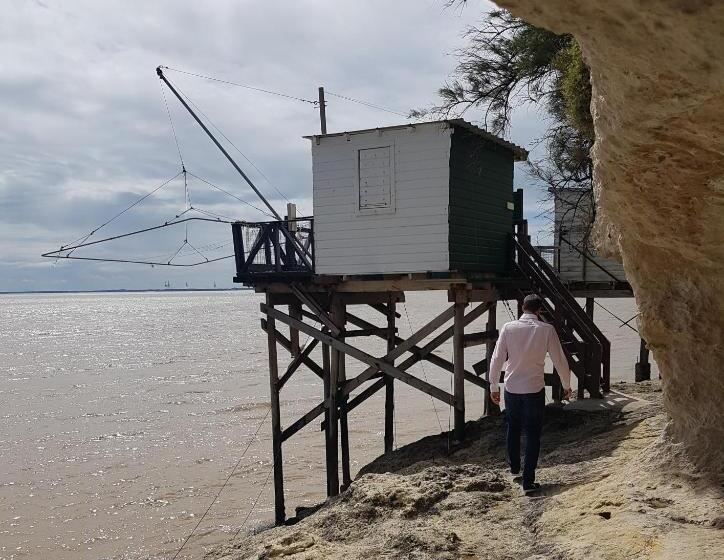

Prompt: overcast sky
xmin=0 ymin=0 xmax=551 ymax=292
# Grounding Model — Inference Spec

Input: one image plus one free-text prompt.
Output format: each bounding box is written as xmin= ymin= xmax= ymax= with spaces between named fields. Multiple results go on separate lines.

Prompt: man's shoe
xmin=523 ymin=482 xmax=541 ymax=495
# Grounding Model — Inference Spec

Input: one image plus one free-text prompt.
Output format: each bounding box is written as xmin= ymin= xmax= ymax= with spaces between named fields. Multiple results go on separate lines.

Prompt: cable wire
xmin=232 ymin=467 xmax=273 ymax=539
xmin=187 ymin=172 xmax=275 ymax=218
xmin=162 ymin=66 xmax=318 ymax=105
xmin=161 ymin=81 xmax=185 ymax=169
xmin=170 ymin=81 xmax=294 ymax=207
xmin=62 ymin=171 xmax=183 ymax=254
xmin=326 ymin=91 xmax=409 ymax=118
xmin=171 ymin=406 xmax=272 ymax=560
xmin=594 ymin=301 xmax=639 ymax=333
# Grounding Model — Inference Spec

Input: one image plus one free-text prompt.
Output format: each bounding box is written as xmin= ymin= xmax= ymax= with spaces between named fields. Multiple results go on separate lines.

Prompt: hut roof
xmin=304 ymin=118 xmax=528 ymax=161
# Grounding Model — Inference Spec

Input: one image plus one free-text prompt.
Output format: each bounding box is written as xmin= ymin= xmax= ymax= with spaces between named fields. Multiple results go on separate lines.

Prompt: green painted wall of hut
xmin=448 ymin=127 xmax=515 ymax=274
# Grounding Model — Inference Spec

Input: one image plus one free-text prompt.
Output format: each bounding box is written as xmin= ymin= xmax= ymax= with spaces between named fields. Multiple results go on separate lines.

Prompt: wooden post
xmin=384 ymin=297 xmax=396 ymax=453
xmin=635 ymin=338 xmax=651 ymax=381
xmin=483 ymin=302 xmax=500 ymax=416
xmin=327 ymin=300 xmax=340 ymax=496
xmin=585 ymin=297 xmax=594 ymax=320
xmin=516 ymin=298 xmax=523 ymax=318
xmin=322 ymin=342 xmax=336 ymax=496
xmin=453 ymin=292 xmax=466 ymax=441
xmin=285 ymin=203 xmax=297 ymax=271
xmin=289 ymin=301 xmax=302 ymax=357
xmin=318 ymin=87 xmax=327 ymax=135
xmin=332 ymin=297 xmax=351 ymax=489
xmin=265 ymin=295 xmax=285 ymax=525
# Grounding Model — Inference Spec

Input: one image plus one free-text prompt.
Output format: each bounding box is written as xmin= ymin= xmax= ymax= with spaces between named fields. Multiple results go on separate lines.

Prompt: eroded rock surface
xmin=497 ymin=0 xmax=724 ymax=471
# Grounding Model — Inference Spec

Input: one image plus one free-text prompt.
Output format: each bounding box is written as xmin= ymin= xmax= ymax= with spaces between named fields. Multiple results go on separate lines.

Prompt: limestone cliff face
xmin=497 ymin=0 xmax=724 ymax=470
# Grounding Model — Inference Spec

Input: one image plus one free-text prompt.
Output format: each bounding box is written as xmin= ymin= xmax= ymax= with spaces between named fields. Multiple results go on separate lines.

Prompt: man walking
xmin=488 ymin=294 xmax=571 ymax=494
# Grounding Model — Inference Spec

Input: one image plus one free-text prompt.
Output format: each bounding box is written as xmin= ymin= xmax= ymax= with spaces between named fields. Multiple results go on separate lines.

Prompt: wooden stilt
xmin=327 ymin=301 xmax=340 ymax=496
xmin=384 ymin=297 xmax=396 ymax=453
xmin=289 ymin=301 xmax=302 ymax=357
xmin=453 ymin=292 xmax=466 ymax=441
xmin=322 ymin=342 xmax=334 ymax=496
xmin=483 ymin=302 xmax=500 ymax=416
xmin=265 ymin=295 xmax=285 ymax=525
xmin=635 ymin=338 xmax=651 ymax=381
xmin=332 ymin=298 xmax=352 ymax=489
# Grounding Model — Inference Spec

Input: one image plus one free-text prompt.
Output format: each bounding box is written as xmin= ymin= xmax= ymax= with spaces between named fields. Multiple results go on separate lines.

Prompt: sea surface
xmin=0 ymin=291 xmax=657 ymax=559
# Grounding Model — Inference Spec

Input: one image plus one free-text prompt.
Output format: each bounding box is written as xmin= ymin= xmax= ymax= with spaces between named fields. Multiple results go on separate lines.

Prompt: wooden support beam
xmin=322 ymin=342 xmax=333 ymax=496
xmin=289 ymin=302 xmax=302 ymax=357
xmin=262 ymin=304 xmax=456 ymax=407
xmin=290 ymin=284 xmax=340 ymax=336
xmin=327 ymin=313 xmax=340 ymax=496
xmin=342 ymin=304 xmax=457 ymax=395
xmin=321 ymin=378 xmax=387 ymax=430
xmin=483 ymin=302 xmax=501 ymax=417
xmin=585 ymin=297 xmax=594 ymax=320
xmin=347 ymin=302 xmax=492 ymax=401
xmin=422 ymin=352 xmax=487 ymax=389
xmin=278 ymin=338 xmax=319 ymax=390
xmin=282 ymin=399 xmax=327 ymax=442
xmin=261 ymin=320 xmax=324 ymax=379
xmin=332 ymin=297 xmax=352 ymax=490
xmin=345 ymin=327 xmax=391 ymax=338
xmin=265 ymin=295 xmax=285 ymax=525
xmin=453 ymin=296 xmax=466 ymax=441
xmin=371 ymin=302 xmax=401 ymax=319
xmin=346 ymin=310 xmax=483 ymax=388
xmin=385 ymin=298 xmax=396 ymax=453
xmin=339 ymin=293 xmax=404 ymax=306
xmin=300 ymin=308 xmax=319 ymax=324
xmin=462 ymin=329 xmax=499 ymax=348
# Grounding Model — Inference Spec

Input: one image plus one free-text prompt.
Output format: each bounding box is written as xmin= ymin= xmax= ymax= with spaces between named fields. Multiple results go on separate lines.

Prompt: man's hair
xmin=522 ymin=294 xmax=544 ymax=313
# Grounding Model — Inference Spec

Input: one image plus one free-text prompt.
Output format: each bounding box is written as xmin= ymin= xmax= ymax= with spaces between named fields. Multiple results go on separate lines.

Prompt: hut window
xmin=358 ymin=146 xmax=393 ymax=210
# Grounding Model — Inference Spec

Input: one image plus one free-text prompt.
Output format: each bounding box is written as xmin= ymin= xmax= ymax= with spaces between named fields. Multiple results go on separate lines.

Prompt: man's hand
xmin=490 ymin=391 xmax=500 ymax=405
xmin=563 ymin=388 xmax=572 ymax=400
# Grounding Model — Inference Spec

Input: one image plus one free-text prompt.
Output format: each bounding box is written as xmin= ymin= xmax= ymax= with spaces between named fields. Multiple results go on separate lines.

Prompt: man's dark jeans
xmin=504 ymin=389 xmax=545 ymax=488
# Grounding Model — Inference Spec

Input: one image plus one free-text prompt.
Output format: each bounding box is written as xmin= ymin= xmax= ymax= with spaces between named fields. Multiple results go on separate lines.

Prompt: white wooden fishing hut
xmin=230 ymin=119 xmax=622 ymax=525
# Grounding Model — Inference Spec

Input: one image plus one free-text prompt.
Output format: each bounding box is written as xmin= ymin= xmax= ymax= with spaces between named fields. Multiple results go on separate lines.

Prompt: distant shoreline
xmin=0 ymin=288 xmax=252 ymax=295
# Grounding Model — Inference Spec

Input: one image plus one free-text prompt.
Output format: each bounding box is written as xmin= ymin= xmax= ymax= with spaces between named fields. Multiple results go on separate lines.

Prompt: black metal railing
xmin=231 ymin=217 xmax=314 ymax=283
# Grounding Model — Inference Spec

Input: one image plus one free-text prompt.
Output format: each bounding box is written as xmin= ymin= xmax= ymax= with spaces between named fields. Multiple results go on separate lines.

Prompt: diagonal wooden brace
xmin=321 ymin=377 xmax=386 ymax=431
xmin=344 ymin=302 xmax=492 ymax=399
xmin=282 ymin=399 xmax=328 ymax=442
xmin=262 ymin=304 xmax=455 ymax=407
xmin=342 ymin=305 xmax=456 ymax=395
xmin=261 ymin=319 xmax=324 ymax=379
xmin=289 ymin=285 xmax=340 ymax=336
xmin=346 ymin=311 xmax=482 ymax=384
xmin=278 ymin=338 xmax=319 ymax=390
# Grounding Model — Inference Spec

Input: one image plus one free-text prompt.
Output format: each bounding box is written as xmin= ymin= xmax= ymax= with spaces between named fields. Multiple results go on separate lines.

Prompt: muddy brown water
xmin=0 ymin=291 xmax=656 ymax=559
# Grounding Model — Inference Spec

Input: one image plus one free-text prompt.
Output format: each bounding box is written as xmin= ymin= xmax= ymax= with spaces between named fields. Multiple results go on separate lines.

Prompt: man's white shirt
xmin=488 ymin=313 xmax=571 ymax=394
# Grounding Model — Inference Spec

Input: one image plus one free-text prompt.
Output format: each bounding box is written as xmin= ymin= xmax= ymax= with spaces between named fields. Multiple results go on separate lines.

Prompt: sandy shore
xmin=207 ymin=381 xmax=723 ymax=559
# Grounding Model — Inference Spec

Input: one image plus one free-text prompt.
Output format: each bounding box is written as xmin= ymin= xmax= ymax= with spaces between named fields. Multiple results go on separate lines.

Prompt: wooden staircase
xmin=512 ymin=220 xmax=610 ymax=398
